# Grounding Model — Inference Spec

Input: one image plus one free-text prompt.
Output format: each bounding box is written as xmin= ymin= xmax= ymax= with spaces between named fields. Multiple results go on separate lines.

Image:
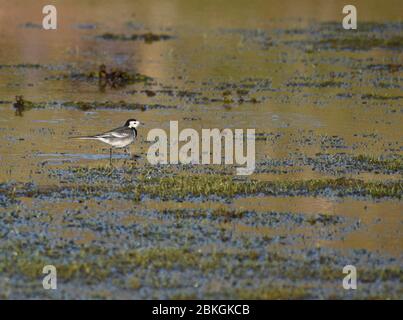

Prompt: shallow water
xmin=0 ymin=0 xmax=402 ymax=299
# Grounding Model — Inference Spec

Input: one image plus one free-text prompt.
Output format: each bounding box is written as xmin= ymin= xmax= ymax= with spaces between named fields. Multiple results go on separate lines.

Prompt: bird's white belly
xmin=99 ymin=136 xmax=133 ymax=148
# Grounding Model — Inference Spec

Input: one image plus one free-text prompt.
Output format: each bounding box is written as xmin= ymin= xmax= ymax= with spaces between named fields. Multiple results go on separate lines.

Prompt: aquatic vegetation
xmin=10 ymin=98 xmax=175 ymax=112
xmin=366 ymin=64 xmax=402 ymax=73
xmin=286 ymin=80 xmax=346 ymax=88
xmin=44 ymin=64 xmax=152 ymax=88
xmin=0 ymin=63 xmax=42 ymax=69
xmin=97 ymin=64 xmax=152 ymax=88
xmin=321 ymin=21 xmax=403 ymax=33
xmin=353 ymin=155 xmax=403 ymax=172
xmin=13 ymin=96 xmax=41 ymax=116
xmin=220 ymin=90 xmax=258 ymax=104
xmin=144 ymin=89 xmax=157 ymax=97
xmin=301 ymin=153 xmax=403 ymax=175
xmin=131 ymin=175 xmax=403 ymax=200
xmin=68 ymin=100 xmax=174 ymax=111
xmin=0 ymin=193 xmax=18 ymax=208
xmin=361 ymin=94 xmax=403 ymax=100
xmin=1 ymin=237 xmax=400 ymax=299
xmin=0 ymin=246 xmax=205 ymax=282
xmin=318 ymin=35 xmax=403 ymax=50
xmin=4 ymin=170 xmax=401 ymax=201
xmin=97 ymin=32 xmax=173 ymax=43
xmin=230 ymin=285 xmax=311 ymax=299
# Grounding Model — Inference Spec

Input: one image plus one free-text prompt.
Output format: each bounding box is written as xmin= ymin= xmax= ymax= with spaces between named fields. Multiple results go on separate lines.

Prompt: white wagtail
xmin=70 ymin=119 xmax=141 ymax=164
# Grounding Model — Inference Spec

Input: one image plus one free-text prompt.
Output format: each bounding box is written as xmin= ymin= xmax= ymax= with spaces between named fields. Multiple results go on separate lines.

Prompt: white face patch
xmin=128 ymin=120 xmax=140 ymax=128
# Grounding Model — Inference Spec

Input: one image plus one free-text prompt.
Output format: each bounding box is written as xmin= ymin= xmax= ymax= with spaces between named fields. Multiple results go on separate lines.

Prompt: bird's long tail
xmin=69 ymin=135 xmax=99 ymax=140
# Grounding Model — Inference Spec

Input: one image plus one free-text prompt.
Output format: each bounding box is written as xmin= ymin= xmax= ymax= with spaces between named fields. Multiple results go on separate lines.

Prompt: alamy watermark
xmin=41 ymin=4 xmax=357 ymax=31
xmin=146 ymin=121 xmax=255 ymax=175
xmin=42 ymin=265 xmax=57 ymax=289
xmin=342 ymin=265 xmax=357 ymax=290
xmin=342 ymin=5 xmax=357 ymax=30
xmin=42 ymin=5 xmax=57 ymax=30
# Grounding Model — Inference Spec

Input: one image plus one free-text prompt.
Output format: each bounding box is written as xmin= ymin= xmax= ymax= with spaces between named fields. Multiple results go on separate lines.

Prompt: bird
xmin=70 ymin=119 xmax=141 ymax=164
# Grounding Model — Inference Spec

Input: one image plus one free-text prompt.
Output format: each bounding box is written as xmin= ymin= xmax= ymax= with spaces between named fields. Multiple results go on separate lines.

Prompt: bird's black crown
xmin=124 ymin=119 xmax=137 ymax=126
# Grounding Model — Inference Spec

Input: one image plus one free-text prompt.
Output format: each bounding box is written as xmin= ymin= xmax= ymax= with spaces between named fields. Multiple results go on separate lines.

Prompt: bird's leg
xmin=131 ymin=147 xmax=138 ymax=162
xmin=131 ymin=148 xmax=140 ymax=161
xmin=123 ymin=148 xmax=128 ymax=166
xmin=109 ymin=148 xmax=112 ymax=166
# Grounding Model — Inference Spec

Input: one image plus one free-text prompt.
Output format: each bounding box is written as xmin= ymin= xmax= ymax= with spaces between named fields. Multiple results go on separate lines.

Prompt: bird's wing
xmin=95 ymin=127 xmax=131 ymax=139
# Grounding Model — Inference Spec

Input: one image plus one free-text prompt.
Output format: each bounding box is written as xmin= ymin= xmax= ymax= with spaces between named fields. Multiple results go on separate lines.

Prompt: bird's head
xmin=125 ymin=119 xmax=141 ymax=128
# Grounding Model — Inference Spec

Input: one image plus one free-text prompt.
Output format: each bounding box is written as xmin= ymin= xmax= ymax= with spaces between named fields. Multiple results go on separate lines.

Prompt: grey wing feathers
xmin=95 ymin=131 xmax=130 ymax=139
xmin=94 ymin=126 xmax=132 ymax=139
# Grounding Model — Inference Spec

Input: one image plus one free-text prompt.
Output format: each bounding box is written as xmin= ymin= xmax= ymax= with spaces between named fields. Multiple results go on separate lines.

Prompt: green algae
xmin=132 ymin=175 xmax=402 ymax=200
xmin=7 ymin=166 xmax=401 ymax=201
xmin=318 ymin=35 xmax=403 ymax=50
xmin=22 ymin=167 xmax=402 ymax=200
xmin=353 ymin=155 xmax=403 ymax=172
